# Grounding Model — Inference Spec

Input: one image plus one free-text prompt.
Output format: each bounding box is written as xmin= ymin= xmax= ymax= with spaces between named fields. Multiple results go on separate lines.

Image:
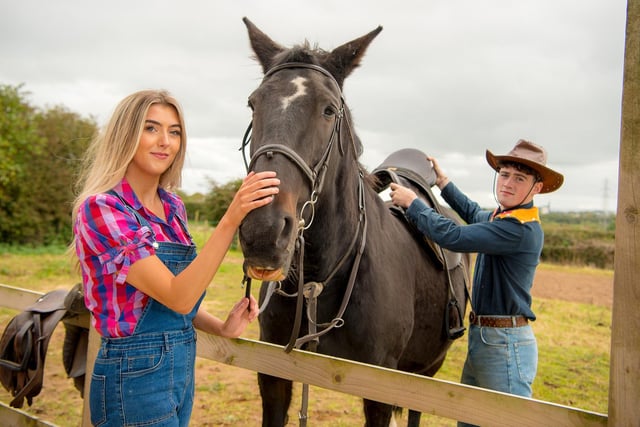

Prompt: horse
xmin=238 ymin=17 xmax=470 ymax=427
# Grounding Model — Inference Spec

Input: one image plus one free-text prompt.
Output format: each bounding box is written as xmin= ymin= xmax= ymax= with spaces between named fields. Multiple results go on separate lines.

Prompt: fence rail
xmin=0 ymin=401 xmax=57 ymax=427
xmin=0 ymin=283 xmax=607 ymax=427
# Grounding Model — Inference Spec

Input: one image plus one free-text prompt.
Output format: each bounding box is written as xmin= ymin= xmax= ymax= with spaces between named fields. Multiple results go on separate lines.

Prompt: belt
xmin=469 ymin=312 xmax=529 ymax=328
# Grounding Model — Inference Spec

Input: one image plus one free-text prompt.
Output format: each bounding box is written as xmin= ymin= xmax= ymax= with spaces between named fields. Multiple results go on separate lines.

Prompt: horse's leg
xmin=258 ymin=373 xmax=292 ymax=427
xmin=407 ymin=409 xmax=421 ymax=427
xmin=363 ymin=399 xmax=393 ymax=427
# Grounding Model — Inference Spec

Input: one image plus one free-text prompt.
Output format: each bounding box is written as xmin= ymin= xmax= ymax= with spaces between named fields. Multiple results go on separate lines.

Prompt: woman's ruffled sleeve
xmin=97 ymin=227 xmax=158 ymax=285
xmin=75 ymin=194 xmax=158 ymax=285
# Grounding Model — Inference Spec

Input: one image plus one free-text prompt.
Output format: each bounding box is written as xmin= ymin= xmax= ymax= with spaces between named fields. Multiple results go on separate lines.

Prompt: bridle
xmin=241 ymin=62 xmax=346 ymax=202
xmin=241 ymin=63 xmax=343 ymax=232
xmin=239 ymin=62 xmax=368 ymax=358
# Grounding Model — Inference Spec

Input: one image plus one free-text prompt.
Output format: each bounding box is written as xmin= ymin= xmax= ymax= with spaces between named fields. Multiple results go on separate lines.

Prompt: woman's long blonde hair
xmin=71 ymin=89 xmax=187 ymax=228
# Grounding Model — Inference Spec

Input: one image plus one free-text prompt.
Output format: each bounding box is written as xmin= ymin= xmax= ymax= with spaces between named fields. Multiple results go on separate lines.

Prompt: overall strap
xmin=106 ymin=190 xmax=154 ymax=231
xmin=106 ymin=189 xmax=193 ymax=241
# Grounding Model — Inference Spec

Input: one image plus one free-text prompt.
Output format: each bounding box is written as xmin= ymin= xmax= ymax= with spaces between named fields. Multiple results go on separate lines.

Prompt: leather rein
xmin=239 ymin=62 xmax=368 ymax=354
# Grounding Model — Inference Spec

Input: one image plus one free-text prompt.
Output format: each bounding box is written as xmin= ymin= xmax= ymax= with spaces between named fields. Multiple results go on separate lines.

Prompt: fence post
xmin=609 ymin=0 xmax=640 ymax=425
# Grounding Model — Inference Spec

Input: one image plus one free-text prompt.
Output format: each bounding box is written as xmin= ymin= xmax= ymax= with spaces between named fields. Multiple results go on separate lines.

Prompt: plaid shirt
xmin=74 ymin=179 xmax=192 ymax=337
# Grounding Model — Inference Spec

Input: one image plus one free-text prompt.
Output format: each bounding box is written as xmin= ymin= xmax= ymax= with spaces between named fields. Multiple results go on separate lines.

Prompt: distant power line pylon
xmin=603 ymin=179 xmax=609 ymax=213
xmin=602 ymin=179 xmax=609 ymax=229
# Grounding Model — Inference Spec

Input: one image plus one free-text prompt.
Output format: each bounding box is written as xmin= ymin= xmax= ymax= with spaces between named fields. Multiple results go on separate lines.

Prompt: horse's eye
xmin=323 ymin=106 xmax=335 ymax=117
xmin=247 ymin=99 xmax=254 ymax=111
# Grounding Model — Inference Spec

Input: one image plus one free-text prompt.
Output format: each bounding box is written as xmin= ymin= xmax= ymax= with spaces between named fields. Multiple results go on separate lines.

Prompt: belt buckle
xmin=469 ymin=312 xmax=477 ymax=324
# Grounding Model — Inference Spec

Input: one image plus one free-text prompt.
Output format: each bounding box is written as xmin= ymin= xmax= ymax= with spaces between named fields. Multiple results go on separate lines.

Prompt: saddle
xmin=0 ymin=284 xmax=88 ymax=408
xmin=371 ymin=148 xmax=462 ymax=271
xmin=372 ymin=148 xmax=468 ymax=340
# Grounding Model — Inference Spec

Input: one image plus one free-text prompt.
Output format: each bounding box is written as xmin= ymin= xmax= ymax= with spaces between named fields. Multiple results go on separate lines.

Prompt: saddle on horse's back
xmin=372 ymin=148 xmax=462 ymax=271
xmin=0 ymin=284 xmax=88 ymax=408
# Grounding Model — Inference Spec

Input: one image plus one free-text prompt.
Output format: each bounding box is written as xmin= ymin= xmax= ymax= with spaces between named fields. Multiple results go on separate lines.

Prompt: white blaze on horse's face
xmin=280 ymin=76 xmax=307 ymax=110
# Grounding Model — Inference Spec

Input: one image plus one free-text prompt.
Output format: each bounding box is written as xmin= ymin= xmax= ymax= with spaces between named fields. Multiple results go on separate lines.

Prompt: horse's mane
xmin=364 ymin=170 xmax=383 ymax=191
xmin=272 ymin=42 xmax=330 ymax=67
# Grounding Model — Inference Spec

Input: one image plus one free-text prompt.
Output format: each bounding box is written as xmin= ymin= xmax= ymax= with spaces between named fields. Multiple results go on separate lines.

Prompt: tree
xmin=204 ymin=178 xmax=242 ymax=226
xmin=0 ymin=83 xmax=97 ymax=245
xmin=0 ymin=85 xmax=39 ymax=190
xmin=26 ymin=105 xmax=96 ymax=244
xmin=0 ymin=84 xmax=42 ymax=243
xmin=179 ymin=190 xmax=207 ymax=223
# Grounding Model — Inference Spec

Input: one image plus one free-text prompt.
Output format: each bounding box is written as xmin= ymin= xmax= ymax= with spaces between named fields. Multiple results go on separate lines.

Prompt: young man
xmin=389 ymin=139 xmax=563 ymax=426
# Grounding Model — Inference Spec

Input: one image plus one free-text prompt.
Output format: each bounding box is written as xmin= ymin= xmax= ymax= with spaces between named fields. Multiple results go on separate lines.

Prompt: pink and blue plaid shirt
xmin=74 ymin=179 xmax=192 ymax=337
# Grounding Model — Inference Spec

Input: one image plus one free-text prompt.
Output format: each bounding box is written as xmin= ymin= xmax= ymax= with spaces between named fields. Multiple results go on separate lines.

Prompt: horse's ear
xmin=325 ymin=26 xmax=383 ymax=87
xmin=243 ymin=17 xmax=285 ymax=74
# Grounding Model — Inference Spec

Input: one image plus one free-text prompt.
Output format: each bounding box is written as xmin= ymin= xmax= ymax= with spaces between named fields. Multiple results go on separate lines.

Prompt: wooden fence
xmin=1 ymin=1 xmax=638 ymax=425
xmin=0 ymin=283 xmax=607 ymax=427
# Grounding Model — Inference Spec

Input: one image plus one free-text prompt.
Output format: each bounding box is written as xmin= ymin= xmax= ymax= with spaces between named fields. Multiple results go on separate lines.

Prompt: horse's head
xmin=238 ymin=18 xmax=382 ymax=282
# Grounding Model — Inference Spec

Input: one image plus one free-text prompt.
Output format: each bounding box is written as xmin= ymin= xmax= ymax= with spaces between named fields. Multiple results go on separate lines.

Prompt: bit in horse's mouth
xmin=246 ymin=266 xmax=286 ymax=281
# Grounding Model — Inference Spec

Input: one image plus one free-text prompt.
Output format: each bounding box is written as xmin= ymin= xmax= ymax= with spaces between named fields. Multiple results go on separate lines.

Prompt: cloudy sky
xmin=1 ymin=1 xmax=627 ymax=212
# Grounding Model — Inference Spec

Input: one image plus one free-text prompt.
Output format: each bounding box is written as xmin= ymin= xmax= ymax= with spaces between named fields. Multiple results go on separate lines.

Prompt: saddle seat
xmin=371 ymin=148 xmax=463 ymax=271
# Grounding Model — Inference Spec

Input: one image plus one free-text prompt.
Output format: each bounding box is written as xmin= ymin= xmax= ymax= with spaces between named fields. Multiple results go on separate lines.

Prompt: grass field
xmin=0 ymin=228 xmax=611 ymax=425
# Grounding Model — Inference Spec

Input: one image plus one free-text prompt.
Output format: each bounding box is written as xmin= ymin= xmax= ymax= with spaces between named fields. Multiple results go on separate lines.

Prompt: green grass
xmin=0 ymin=243 xmax=69 ymax=255
xmin=0 ymin=231 xmax=611 ymax=425
xmin=428 ymin=299 xmax=610 ymax=416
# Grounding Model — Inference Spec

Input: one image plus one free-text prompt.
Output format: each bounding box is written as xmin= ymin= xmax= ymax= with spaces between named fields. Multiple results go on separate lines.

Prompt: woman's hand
xmin=224 ymin=171 xmax=280 ymax=228
xmin=193 ymin=295 xmax=259 ymax=338
xmin=218 ymin=295 xmax=259 ymax=338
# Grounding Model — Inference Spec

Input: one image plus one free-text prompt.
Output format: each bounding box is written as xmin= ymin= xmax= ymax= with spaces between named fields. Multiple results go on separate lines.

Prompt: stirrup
xmin=446 ymin=299 xmax=466 ymax=340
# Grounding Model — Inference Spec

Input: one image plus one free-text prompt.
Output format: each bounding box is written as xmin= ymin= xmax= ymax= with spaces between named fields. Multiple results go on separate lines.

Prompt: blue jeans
xmin=457 ymin=324 xmax=537 ymax=427
xmin=90 ymin=328 xmax=197 ymax=426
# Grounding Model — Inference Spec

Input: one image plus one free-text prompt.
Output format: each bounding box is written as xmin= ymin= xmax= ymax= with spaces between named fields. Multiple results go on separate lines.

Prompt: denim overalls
xmin=90 ymin=194 xmax=203 ymax=426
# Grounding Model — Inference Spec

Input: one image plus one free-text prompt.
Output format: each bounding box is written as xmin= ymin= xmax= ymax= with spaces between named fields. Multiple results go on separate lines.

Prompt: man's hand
xmin=427 ymin=156 xmax=449 ymax=189
xmin=389 ymin=183 xmax=418 ymax=209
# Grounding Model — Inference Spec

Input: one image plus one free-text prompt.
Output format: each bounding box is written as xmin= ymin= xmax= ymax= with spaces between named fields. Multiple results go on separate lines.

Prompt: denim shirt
xmin=405 ymin=182 xmax=543 ymax=320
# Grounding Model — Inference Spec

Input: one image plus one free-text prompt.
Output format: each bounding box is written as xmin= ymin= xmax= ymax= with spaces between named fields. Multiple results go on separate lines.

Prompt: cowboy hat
xmin=486 ymin=139 xmax=564 ymax=193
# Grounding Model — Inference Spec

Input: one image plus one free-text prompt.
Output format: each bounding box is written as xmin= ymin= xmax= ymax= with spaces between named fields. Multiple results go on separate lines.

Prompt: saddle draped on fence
xmin=0 ymin=284 xmax=88 ymax=408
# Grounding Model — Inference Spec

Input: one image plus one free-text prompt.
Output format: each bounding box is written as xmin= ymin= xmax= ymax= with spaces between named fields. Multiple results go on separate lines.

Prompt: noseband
xmin=239 ymin=62 xmax=367 ymax=354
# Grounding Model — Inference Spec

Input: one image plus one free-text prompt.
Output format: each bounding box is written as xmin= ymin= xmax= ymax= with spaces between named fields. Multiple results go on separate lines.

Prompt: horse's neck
xmin=303 ymin=167 xmax=365 ymax=278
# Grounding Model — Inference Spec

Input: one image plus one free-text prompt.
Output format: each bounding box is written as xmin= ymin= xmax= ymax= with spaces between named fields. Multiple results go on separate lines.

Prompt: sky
xmin=1 ymin=1 xmax=628 ymax=212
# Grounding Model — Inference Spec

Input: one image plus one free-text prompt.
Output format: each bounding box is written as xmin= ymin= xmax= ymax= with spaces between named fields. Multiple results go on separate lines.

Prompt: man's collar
xmin=492 ymin=205 xmax=540 ymax=224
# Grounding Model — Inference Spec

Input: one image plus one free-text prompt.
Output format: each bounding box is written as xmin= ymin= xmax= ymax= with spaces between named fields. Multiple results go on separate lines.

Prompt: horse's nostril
xmin=278 ymin=216 xmax=294 ymax=249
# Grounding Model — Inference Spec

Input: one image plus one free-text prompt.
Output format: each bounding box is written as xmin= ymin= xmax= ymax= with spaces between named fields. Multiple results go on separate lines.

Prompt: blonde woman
xmin=71 ymin=89 xmax=279 ymax=426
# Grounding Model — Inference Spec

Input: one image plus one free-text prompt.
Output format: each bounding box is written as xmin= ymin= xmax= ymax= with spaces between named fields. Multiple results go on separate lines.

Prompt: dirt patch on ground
xmin=532 ymin=267 xmax=613 ymax=308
